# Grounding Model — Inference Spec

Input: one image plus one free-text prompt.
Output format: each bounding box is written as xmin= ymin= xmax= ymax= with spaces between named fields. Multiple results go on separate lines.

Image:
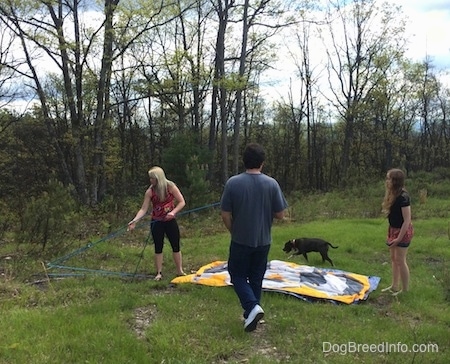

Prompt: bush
xmin=0 ymin=200 xmax=16 ymax=241
xmin=16 ymin=179 xmax=80 ymax=253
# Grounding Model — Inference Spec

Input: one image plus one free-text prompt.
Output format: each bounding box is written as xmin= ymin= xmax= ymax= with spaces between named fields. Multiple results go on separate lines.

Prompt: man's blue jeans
xmin=227 ymin=241 xmax=270 ymax=318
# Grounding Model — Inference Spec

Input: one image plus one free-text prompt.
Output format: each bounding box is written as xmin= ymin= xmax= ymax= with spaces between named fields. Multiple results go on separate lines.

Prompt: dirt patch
xmin=213 ymin=319 xmax=289 ymax=364
xmin=371 ymin=293 xmax=392 ymax=307
xmin=250 ymin=322 xmax=288 ymax=362
xmin=130 ymin=305 xmax=158 ymax=340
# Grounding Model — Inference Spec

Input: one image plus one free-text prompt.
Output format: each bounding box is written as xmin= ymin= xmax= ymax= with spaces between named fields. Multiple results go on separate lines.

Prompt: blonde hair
xmin=382 ymin=168 xmax=406 ymax=216
xmin=148 ymin=166 xmax=174 ymax=201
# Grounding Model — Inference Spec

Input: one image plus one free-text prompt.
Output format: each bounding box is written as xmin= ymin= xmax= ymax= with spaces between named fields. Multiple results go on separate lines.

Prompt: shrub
xmin=16 ymin=179 xmax=80 ymax=253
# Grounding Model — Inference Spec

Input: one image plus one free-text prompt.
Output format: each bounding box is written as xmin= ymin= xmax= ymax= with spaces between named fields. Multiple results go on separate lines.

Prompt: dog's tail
xmin=327 ymin=243 xmax=339 ymax=249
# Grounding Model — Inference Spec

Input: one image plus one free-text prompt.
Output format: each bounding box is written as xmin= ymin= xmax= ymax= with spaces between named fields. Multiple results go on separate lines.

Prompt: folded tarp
xmin=171 ymin=260 xmax=380 ymax=304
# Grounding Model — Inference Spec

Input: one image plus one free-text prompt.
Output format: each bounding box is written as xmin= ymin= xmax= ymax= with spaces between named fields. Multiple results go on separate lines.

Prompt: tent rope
xmin=46 ymin=202 xmax=220 ymax=278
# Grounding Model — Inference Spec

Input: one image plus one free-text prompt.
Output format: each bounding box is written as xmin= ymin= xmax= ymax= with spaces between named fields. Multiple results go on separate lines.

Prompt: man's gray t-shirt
xmin=220 ymin=172 xmax=288 ymax=247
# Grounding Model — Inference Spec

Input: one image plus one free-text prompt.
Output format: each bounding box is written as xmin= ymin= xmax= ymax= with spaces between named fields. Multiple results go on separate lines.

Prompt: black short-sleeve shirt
xmin=388 ymin=190 xmax=410 ymax=228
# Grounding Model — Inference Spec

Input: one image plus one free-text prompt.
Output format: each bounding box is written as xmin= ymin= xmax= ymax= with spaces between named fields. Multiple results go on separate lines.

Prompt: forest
xmin=0 ymin=0 xmax=449 ymax=248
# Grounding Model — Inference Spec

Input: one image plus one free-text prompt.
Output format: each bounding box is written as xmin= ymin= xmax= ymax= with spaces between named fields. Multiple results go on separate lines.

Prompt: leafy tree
xmin=162 ymin=133 xmax=212 ymax=191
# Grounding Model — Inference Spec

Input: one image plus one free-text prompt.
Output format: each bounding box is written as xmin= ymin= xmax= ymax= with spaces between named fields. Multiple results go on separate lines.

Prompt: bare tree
xmin=209 ymin=0 xmax=235 ymax=184
xmin=0 ymin=23 xmax=24 ymax=111
xmin=231 ymin=0 xmax=286 ymax=175
xmin=323 ymin=0 xmax=406 ymax=184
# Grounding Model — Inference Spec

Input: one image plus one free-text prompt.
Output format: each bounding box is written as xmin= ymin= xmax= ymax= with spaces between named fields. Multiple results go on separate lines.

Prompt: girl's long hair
xmin=382 ymin=168 xmax=406 ymax=216
xmin=148 ymin=166 xmax=174 ymax=201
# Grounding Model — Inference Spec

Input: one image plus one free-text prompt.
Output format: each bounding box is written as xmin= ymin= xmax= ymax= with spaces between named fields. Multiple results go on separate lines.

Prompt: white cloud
xmin=397 ymin=0 xmax=450 ymax=69
xmin=260 ymin=1 xmax=450 ymax=103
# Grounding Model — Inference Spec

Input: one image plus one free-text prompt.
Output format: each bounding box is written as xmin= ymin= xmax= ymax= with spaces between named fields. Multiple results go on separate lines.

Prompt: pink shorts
xmin=386 ymin=224 xmax=414 ymax=247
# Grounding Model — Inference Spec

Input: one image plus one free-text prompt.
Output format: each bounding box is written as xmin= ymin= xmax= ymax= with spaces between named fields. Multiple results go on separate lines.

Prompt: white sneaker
xmin=244 ymin=304 xmax=264 ymax=332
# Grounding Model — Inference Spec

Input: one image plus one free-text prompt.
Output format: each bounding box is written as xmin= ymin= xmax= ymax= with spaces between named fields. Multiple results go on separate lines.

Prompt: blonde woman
xmin=381 ymin=168 xmax=414 ymax=296
xmin=128 ymin=166 xmax=186 ymax=280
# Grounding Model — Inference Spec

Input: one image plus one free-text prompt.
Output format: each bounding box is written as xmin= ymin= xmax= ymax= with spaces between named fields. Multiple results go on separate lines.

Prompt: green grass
xmin=1 ymin=198 xmax=449 ymax=363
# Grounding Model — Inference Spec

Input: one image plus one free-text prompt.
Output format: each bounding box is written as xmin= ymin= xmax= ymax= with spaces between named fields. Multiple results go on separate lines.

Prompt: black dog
xmin=283 ymin=238 xmax=338 ymax=266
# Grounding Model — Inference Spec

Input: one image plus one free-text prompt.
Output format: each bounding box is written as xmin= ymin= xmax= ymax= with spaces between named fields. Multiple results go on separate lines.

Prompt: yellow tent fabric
xmin=171 ymin=260 xmax=378 ymax=304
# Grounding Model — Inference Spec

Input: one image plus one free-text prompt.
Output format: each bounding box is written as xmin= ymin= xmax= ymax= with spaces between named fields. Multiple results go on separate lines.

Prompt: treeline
xmin=0 ymin=0 xmax=449 ymax=213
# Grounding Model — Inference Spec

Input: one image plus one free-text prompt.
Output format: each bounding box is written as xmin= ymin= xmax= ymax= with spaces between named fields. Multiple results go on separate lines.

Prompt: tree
xmin=0 ymin=23 xmax=24 ymax=111
xmin=0 ymin=0 xmax=185 ymax=204
xmin=209 ymin=0 xmax=234 ymax=184
xmin=323 ymin=0 xmax=407 ymax=184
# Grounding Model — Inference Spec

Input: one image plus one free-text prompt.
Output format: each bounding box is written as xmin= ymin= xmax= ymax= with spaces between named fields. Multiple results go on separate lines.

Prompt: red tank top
xmin=151 ymin=188 xmax=175 ymax=220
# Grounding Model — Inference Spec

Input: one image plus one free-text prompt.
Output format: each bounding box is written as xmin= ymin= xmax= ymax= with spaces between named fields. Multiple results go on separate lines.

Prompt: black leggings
xmin=151 ymin=219 xmax=181 ymax=254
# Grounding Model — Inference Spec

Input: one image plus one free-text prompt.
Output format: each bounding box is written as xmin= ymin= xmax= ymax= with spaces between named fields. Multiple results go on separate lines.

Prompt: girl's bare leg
xmin=154 ymin=253 xmax=163 ymax=280
xmin=395 ymin=247 xmax=410 ymax=291
xmin=173 ymin=251 xmax=185 ymax=276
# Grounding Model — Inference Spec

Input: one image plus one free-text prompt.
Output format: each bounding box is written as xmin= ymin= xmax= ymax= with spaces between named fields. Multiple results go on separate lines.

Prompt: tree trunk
xmin=91 ymin=0 xmax=120 ymax=204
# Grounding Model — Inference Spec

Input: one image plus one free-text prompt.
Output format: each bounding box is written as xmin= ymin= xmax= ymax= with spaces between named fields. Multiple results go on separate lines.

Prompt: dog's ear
xmin=291 ymin=239 xmax=296 ymax=246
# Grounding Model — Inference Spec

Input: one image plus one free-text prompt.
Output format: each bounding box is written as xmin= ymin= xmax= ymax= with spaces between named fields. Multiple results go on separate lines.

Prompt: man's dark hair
xmin=243 ymin=143 xmax=266 ymax=169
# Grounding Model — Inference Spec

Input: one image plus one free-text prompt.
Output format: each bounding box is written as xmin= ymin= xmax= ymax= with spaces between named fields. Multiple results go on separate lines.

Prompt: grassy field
xmin=1 ymin=192 xmax=449 ymax=363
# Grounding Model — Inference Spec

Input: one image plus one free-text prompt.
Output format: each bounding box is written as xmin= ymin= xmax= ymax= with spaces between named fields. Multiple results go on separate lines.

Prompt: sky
xmin=261 ymin=0 xmax=450 ymax=103
xmin=399 ymin=0 xmax=450 ymax=69
xmin=4 ymin=0 xmax=449 ymax=112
